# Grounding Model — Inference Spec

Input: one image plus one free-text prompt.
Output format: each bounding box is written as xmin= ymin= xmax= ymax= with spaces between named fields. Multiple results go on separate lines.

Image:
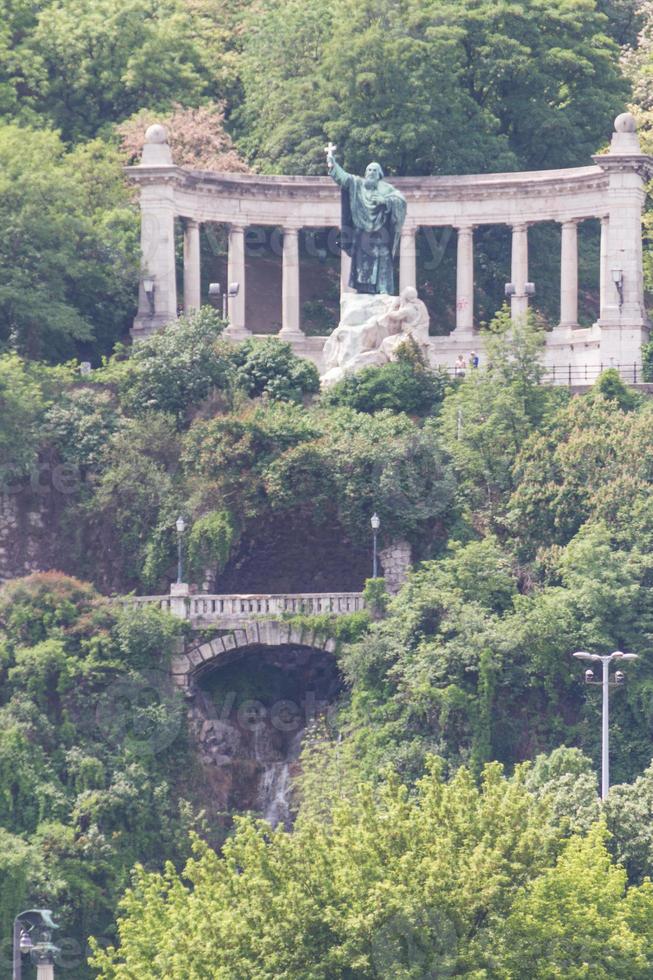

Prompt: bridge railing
xmin=126 ymin=592 xmax=365 ymax=621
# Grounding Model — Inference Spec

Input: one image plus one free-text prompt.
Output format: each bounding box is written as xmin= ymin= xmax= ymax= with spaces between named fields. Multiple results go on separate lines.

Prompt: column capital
xmin=455 ymin=223 xmax=475 ymax=234
xmin=401 ymin=224 xmax=418 ymax=237
xmin=184 ymin=216 xmax=200 ymax=228
xmin=558 ymin=217 xmax=581 ymax=228
xmin=511 ymin=221 xmax=530 ymax=232
xmin=229 ymin=221 xmax=246 ymax=232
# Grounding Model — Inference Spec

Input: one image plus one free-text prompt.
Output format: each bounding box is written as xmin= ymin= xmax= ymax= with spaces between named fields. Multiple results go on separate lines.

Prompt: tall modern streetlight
xmin=370 ymin=513 xmax=380 ymax=578
xmin=176 ymin=515 xmax=186 ymax=585
xmin=13 ymin=909 xmax=59 ymax=980
xmin=572 ymin=650 xmax=639 ymax=800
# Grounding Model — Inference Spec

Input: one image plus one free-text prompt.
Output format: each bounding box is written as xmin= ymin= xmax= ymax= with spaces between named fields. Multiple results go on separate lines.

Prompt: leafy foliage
xmin=0 ymin=573 xmax=192 ymax=975
xmin=238 ymin=0 xmax=627 ymax=176
xmin=230 ymin=337 xmax=321 ymax=403
xmin=0 ymin=127 xmax=138 ymax=359
xmin=91 ymin=762 xmax=653 ymax=978
xmin=323 ymin=343 xmax=448 ymax=416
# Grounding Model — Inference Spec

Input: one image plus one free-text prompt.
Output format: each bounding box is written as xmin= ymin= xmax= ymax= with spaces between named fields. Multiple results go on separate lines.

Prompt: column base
xmin=278 ymin=329 xmax=306 ymax=342
xmin=131 ymin=312 xmax=176 ymax=341
xmin=223 ymin=325 xmax=251 ymax=341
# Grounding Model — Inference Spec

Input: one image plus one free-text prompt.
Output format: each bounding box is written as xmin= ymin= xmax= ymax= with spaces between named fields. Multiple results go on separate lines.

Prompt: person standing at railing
xmin=469 ymin=350 xmax=479 ymax=369
xmin=454 ymin=354 xmax=467 ymax=378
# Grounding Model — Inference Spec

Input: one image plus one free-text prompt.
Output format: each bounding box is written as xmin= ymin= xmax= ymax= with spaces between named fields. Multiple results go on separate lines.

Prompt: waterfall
xmin=256 ymin=727 xmax=304 ymax=829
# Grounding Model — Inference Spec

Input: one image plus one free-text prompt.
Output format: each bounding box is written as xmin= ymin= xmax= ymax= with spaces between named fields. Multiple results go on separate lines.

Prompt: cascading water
xmin=189 ymin=645 xmax=341 ymax=832
xmin=256 ymin=728 xmax=305 ymax=828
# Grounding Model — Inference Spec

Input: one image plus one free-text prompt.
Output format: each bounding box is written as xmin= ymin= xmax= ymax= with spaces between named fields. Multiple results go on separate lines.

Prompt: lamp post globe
xmin=176 ymin=516 xmax=186 ymax=585
xmin=370 ymin=513 xmax=380 ymax=578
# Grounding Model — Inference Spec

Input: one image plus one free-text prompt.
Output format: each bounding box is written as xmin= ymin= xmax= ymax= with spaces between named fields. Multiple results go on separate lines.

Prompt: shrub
xmin=231 ymin=338 xmax=320 ymax=403
xmin=323 ymin=343 xmax=448 ymax=416
xmin=187 ymin=510 xmax=237 ymax=581
xmin=118 ymin=308 xmax=232 ymax=423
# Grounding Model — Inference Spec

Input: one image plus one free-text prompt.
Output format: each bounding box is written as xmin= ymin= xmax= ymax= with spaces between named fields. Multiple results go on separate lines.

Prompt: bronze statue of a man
xmin=326 ymin=145 xmax=407 ymax=295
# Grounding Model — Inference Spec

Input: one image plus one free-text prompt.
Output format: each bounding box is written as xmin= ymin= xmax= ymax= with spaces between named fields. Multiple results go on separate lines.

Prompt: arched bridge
xmin=127 ymin=592 xmax=365 ymax=694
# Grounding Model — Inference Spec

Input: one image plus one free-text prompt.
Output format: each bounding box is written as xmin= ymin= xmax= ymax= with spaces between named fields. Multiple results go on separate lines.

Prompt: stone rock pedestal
xmin=322 ymin=289 xmax=430 ymax=387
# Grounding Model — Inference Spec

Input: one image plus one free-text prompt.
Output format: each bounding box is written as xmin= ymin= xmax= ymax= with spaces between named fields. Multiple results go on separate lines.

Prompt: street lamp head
xmin=18 ymin=929 xmax=33 ymax=953
xmin=176 ymin=516 xmax=186 ymax=535
xmin=573 ymin=651 xmax=600 ymax=661
xmin=584 ymin=669 xmax=595 ymax=683
xmin=370 ymin=512 xmax=380 ymax=531
xmin=618 ymin=653 xmax=638 ymax=661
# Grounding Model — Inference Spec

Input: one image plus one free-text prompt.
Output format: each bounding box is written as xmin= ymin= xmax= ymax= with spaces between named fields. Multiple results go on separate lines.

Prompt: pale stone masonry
xmin=127 ymin=113 xmax=653 ymax=379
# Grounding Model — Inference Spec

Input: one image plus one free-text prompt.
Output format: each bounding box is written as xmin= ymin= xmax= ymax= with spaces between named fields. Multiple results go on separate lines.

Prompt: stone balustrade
xmin=127 ymin=591 xmax=365 ymax=623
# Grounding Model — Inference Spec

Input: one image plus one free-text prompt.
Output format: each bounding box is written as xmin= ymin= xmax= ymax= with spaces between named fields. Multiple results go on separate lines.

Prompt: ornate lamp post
xmin=370 ymin=513 xmax=380 ymax=578
xmin=176 ymin=515 xmax=186 ymax=585
xmin=572 ymin=650 xmax=639 ymax=799
xmin=13 ymin=909 xmax=59 ymax=980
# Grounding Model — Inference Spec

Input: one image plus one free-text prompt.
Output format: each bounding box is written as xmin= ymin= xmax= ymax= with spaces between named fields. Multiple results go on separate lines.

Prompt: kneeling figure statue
xmin=322 ymin=286 xmax=430 ymax=387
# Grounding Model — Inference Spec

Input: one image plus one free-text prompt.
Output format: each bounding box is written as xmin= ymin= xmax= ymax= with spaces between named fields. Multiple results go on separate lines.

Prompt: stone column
xmin=132 ymin=182 xmax=178 ymax=339
xmin=592 ymin=114 xmax=651 ymax=370
xmin=559 ymin=219 xmax=579 ymax=329
xmin=599 ymin=216 xmax=609 ymax=320
xmin=183 ymin=218 xmax=201 ymax=314
xmin=340 ymin=248 xmax=353 ymax=294
xmin=455 ymin=225 xmax=474 ymax=333
xmin=279 ymin=226 xmax=304 ymax=338
xmin=510 ymin=223 xmax=529 ymax=319
xmin=224 ymin=222 xmax=248 ymax=338
xmin=399 ymin=225 xmax=417 ymax=291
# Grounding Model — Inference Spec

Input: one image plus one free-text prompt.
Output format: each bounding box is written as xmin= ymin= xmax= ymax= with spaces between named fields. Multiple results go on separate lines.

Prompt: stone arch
xmin=170 ymin=618 xmax=337 ymax=694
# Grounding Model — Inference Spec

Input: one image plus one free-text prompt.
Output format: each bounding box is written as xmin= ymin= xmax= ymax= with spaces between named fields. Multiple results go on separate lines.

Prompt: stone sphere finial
xmin=141 ymin=123 xmax=173 ymax=166
xmin=614 ymin=112 xmax=637 ymax=134
xmin=144 ymin=123 xmax=170 ymax=145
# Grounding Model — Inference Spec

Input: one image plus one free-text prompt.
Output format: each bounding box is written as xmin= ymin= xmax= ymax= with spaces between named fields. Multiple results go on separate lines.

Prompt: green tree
xmin=27 ymin=0 xmax=212 ymax=141
xmin=0 ymin=352 xmax=46 ymax=478
xmin=496 ymin=823 xmax=653 ymax=978
xmin=116 ymin=308 xmax=231 ymax=425
xmin=238 ymin=0 xmax=628 ymax=175
xmin=323 ymin=343 xmax=448 ymax=416
xmin=0 ymin=126 xmax=138 ymax=360
xmin=0 ymin=573 xmax=190 ymax=978
xmin=90 ymin=761 xmax=566 ymax=978
xmin=231 ymin=337 xmax=320 ymax=403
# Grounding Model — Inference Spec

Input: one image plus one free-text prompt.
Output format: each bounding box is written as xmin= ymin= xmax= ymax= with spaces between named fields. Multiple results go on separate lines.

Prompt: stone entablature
xmin=128 ymin=113 xmax=653 ymax=377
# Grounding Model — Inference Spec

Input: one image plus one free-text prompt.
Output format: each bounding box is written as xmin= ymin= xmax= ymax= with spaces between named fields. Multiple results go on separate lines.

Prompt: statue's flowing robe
xmin=330 ymin=161 xmax=407 ymax=295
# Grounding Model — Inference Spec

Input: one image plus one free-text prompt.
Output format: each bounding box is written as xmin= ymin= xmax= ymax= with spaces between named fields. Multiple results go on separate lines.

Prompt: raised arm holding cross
xmin=324 ymin=142 xmax=337 ymax=170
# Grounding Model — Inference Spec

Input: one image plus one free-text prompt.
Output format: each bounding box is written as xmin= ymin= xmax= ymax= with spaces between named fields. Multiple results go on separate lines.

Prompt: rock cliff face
xmin=188 ymin=645 xmax=341 ymax=828
xmin=0 ymin=492 xmax=53 ymax=584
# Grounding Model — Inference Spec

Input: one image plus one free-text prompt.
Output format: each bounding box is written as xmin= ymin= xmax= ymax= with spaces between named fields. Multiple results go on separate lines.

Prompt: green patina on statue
xmin=326 ymin=143 xmax=407 ymax=295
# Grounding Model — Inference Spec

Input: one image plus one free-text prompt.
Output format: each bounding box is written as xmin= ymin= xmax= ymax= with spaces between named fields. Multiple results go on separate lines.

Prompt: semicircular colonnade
xmin=128 ymin=113 xmax=653 ymax=381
